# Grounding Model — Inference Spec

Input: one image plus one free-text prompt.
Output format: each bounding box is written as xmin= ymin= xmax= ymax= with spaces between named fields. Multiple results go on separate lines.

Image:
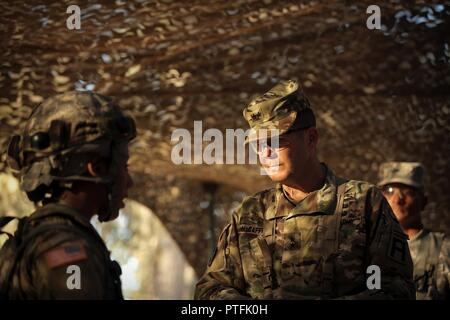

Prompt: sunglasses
xmin=381 ymin=185 xmax=419 ymax=199
xmin=250 ymin=126 xmax=311 ymax=154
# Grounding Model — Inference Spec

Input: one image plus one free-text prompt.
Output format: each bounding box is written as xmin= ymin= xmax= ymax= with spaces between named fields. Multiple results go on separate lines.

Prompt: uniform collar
xmin=266 ymin=164 xmax=338 ymax=220
xmin=408 ymin=228 xmax=428 ymax=242
xmin=34 ymin=202 xmax=96 ymax=230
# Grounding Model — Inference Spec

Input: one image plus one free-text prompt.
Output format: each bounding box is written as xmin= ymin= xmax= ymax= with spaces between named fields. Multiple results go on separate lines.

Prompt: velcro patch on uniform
xmin=387 ymin=231 xmax=407 ymax=264
xmin=238 ymin=224 xmax=263 ymax=235
xmin=43 ymin=241 xmax=87 ymax=269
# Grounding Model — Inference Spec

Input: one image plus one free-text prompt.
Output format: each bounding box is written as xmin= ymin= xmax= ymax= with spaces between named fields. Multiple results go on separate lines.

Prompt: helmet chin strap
xmin=98 ymin=174 xmax=122 ymax=222
xmin=97 ymin=141 xmax=128 ymax=222
xmin=97 ymin=183 xmax=117 ymax=222
xmin=55 ymin=174 xmax=116 ymax=223
xmin=53 ymin=174 xmax=115 ymax=222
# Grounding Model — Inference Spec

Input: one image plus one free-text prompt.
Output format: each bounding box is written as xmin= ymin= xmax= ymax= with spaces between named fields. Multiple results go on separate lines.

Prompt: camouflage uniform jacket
xmin=0 ymin=203 xmax=123 ymax=299
xmin=195 ymin=165 xmax=415 ymax=300
xmin=408 ymin=229 xmax=449 ymax=299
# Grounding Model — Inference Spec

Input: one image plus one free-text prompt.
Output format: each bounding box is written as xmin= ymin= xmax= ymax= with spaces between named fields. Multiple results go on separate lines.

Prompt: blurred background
xmin=0 ymin=0 xmax=449 ymax=299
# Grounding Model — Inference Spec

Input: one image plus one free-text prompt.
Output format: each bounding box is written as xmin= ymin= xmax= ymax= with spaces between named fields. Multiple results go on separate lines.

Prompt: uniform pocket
xmin=240 ymin=236 xmax=272 ymax=298
xmin=280 ymin=232 xmax=301 ymax=280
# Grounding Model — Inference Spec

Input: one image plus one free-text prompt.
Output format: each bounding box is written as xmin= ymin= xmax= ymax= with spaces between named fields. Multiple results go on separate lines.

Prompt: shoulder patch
xmin=208 ymin=246 xmax=218 ymax=267
xmin=208 ymin=223 xmax=231 ymax=267
xmin=43 ymin=241 xmax=87 ymax=269
xmin=387 ymin=230 xmax=408 ymax=264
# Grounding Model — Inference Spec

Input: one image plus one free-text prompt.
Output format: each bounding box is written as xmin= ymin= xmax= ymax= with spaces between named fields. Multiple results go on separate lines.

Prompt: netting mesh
xmin=1 ymin=0 xmax=449 ymax=275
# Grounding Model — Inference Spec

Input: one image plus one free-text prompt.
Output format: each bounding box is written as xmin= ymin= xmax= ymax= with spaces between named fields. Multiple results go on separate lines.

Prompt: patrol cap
xmin=378 ymin=162 xmax=425 ymax=190
xmin=243 ymin=80 xmax=314 ymax=143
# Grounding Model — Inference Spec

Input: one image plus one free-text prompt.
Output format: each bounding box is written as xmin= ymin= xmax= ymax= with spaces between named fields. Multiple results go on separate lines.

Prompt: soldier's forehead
xmin=383 ymin=182 xmax=416 ymax=189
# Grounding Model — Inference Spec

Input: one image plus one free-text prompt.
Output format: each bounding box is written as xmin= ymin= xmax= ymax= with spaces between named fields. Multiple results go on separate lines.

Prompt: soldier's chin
xmin=390 ymin=207 xmax=408 ymax=222
xmin=397 ymin=211 xmax=420 ymax=227
xmin=264 ymin=166 xmax=286 ymax=181
xmin=98 ymin=206 xmax=121 ymax=222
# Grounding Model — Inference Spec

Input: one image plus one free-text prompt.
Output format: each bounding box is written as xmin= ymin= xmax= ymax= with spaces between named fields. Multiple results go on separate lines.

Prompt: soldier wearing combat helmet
xmin=378 ymin=162 xmax=449 ymax=300
xmin=195 ymin=80 xmax=415 ymax=300
xmin=0 ymin=91 xmax=136 ymax=299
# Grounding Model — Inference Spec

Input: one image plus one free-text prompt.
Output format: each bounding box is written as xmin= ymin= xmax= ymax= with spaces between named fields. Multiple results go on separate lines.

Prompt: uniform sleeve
xmin=30 ymin=234 xmax=110 ymax=300
xmin=195 ymin=212 xmax=250 ymax=300
xmin=436 ymin=236 xmax=450 ymax=300
xmin=338 ymin=187 xmax=416 ymax=300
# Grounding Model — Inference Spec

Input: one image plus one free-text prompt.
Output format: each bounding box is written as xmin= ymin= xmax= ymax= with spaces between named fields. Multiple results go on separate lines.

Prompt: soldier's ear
xmin=86 ymin=159 xmax=108 ymax=177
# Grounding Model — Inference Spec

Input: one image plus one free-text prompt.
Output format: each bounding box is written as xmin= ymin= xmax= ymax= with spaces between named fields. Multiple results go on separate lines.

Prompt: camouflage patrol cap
xmin=378 ymin=162 xmax=425 ymax=190
xmin=243 ymin=80 xmax=314 ymax=143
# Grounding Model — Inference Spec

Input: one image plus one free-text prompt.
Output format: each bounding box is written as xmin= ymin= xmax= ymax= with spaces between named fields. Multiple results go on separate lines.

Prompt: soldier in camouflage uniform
xmin=0 ymin=91 xmax=136 ymax=299
xmin=195 ymin=80 xmax=415 ymax=300
xmin=378 ymin=162 xmax=449 ymax=300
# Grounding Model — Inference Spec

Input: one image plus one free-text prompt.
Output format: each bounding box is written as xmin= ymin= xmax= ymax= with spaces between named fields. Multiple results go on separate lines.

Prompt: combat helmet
xmin=6 ymin=91 xmax=136 ymax=221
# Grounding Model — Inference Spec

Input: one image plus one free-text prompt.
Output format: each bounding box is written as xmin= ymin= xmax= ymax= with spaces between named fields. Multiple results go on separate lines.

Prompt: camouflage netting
xmin=0 ymin=0 xmax=449 ymax=276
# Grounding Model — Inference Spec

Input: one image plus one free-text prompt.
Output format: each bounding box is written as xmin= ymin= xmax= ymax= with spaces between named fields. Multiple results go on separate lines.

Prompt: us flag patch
xmin=43 ymin=241 xmax=87 ymax=269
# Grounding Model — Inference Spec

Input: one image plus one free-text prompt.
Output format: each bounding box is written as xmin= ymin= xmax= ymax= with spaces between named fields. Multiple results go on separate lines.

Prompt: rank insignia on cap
xmin=250 ymin=112 xmax=262 ymax=122
xmin=43 ymin=241 xmax=88 ymax=269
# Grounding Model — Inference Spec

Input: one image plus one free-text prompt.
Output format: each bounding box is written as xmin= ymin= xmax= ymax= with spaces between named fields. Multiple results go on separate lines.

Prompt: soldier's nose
xmin=394 ymin=194 xmax=405 ymax=205
xmin=263 ymin=145 xmax=274 ymax=158
xmin=258 ymin=146 xmax=272 ymax=163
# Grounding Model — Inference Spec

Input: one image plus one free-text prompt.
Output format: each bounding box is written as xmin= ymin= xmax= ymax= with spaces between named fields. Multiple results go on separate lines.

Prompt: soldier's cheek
xmin=388 ymin=204 xmax=407 ymax=218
